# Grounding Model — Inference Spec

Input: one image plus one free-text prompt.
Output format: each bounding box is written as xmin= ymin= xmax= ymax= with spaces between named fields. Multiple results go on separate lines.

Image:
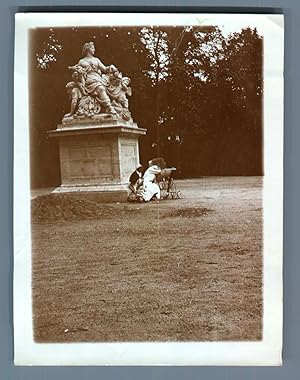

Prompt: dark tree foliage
xmin=30 ymin=26 xmax=263 ymax=188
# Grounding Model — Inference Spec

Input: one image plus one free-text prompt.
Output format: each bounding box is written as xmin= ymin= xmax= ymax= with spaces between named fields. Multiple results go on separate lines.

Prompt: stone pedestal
xmin=48 ymin=119 xmax=146 ymax=197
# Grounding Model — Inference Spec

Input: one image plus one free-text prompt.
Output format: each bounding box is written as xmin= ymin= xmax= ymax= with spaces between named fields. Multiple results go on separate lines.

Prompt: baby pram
xmin=157 ymin=167 xmax=181 ymax=199
xmin=149 ymin=158 xmax=181 ymax=199
xmin=127 ymin=158 xmax=181 ymax=202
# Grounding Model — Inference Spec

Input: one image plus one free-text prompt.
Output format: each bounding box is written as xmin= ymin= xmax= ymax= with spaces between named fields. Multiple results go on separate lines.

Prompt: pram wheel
xmin=169 ymin=180 xmax=180 ymax=199
xmin=159 ymin=179 xmax=169 ymax=199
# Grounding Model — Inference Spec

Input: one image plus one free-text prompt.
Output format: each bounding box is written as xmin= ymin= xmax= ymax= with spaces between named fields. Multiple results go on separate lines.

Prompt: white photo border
xmin=14 ymin=12 xmax=284 ymax=366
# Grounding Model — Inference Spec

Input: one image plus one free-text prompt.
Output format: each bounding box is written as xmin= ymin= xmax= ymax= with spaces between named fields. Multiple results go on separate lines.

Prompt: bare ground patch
xmin=165 ymin=207 xmax=213 ymax=218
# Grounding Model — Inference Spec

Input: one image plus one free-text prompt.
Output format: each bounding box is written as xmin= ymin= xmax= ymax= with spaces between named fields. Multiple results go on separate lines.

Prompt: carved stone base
xmin=48 ymin=119 xmax=146 ymax=199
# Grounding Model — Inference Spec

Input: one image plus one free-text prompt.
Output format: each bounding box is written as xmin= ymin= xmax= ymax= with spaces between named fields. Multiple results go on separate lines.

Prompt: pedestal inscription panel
xmin=68 ymin=146 xmax=112 ymax=179
xmin=120 ymin=142 xmax=137 ymax=181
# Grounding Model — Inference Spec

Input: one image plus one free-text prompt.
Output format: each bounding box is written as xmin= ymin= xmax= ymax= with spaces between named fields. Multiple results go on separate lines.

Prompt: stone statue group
xmin=63 ymin=42 xmax=132 ymax=123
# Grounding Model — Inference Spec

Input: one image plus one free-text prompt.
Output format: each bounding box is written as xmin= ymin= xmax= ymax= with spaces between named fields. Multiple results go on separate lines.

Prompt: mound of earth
xmin=166 ymin=207 xmax=212 ymax=218
xmin=31 ymin=194 xmax=132 ymax=223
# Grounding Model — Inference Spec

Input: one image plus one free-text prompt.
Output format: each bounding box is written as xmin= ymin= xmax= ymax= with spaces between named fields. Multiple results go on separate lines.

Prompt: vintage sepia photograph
xmin=14 ymin=13 xmax=283 ymax=365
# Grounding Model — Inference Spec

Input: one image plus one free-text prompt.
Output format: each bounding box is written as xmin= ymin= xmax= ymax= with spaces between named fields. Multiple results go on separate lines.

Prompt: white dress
xmin=142 ymin=166 xmax=161 ymax=202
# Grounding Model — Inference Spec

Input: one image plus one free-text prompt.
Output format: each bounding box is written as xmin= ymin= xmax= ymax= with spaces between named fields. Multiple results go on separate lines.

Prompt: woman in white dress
xmin=73 ymin=42 xmax=118 ymax=114
xmin=142 ymin=165 xmax=161 ymax=202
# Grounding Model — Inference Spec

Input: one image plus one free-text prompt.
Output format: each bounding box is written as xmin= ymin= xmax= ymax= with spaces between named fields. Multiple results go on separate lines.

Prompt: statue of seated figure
xmin=62 ymin=42 xmax=133 ymax=124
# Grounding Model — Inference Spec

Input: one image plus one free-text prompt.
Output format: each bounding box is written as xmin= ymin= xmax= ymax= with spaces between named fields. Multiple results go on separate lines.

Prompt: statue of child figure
xmin=103 ymin=70 xmax=132 ymax=110
xmin=116 ymin=76 xmax=132 ymax=109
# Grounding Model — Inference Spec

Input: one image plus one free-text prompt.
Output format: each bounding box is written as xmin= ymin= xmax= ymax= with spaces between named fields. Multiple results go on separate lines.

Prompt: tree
xmin=30 ymin=25 xmax=263 ymax=187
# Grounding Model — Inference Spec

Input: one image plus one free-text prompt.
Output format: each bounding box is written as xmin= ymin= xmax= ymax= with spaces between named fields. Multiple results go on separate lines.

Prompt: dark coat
xmin=129 ymin=170 xmax=142 ymax=185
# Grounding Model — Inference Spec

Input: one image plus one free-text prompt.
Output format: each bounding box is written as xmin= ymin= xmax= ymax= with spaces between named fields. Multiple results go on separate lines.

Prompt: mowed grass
xmin=32 ymin=177 xmax=263 ymax=342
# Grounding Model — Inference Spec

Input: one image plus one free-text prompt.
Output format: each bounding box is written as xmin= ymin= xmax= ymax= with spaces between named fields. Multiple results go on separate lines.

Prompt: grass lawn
xmin=32 ymin=177 xmax=263 ymax=342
